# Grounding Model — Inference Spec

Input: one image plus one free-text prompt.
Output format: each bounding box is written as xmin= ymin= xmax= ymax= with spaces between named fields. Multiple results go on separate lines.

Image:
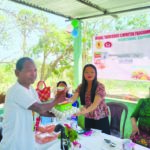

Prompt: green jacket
xmin=131 ymin=98 xmax=150 ymax=127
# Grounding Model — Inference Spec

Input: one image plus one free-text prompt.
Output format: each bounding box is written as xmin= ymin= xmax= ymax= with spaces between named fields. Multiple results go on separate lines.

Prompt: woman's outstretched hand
xmin=73 ymin=107 xmax=87 ymax=116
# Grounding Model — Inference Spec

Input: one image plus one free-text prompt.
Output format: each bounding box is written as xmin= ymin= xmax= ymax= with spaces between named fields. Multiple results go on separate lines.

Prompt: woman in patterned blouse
xmin=130 ymin=98 xmax=150 ymax=148
xmin=68 ymin=64 xmax=110 ymax=134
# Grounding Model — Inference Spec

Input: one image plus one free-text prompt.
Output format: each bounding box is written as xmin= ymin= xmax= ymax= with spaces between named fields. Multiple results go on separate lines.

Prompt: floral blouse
xmin=75 ymin=82 xmax=109 ymax=120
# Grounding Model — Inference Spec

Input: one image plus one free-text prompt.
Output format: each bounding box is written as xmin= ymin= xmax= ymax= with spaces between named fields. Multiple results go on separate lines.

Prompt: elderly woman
xmin=56 ymin=81 xmax=79 ymax=108
xmin=130 ymin=98 xmax=150 ymax=148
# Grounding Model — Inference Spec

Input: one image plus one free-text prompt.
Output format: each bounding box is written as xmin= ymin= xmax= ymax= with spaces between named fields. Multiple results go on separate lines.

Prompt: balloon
xmin=66 ymin=24 xmax=73 ymax=33
xmin=71 ymin=19 xmax=79 ymax=28
xmin=71 ymin=29 xmax=78 ymax=38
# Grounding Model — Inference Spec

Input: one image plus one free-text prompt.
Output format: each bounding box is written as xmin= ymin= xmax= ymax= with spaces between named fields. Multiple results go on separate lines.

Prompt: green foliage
xmin=0 ymin=12 xmax=9 ymax=46
xmin=0 ymin=63 xmax=16 ymax=93
xmin=1 ymin=7 xmax=150 ymax=98
xmin=32 ymin=25 xmax=70 ymax=55
xmin=127 ymin=14 xmax=149 ymax=28
xmin=16 ymin=9 xmax=44 ymax=33
xmin=30 ymin=22 xmax=73 ymax=81
xmin=0 ymin=14 xmax=6 ymax=22
xmin=65 ymin=126 xmax=78 ymax=142
xmin=100 ymin=79 xmax=150 ymax=98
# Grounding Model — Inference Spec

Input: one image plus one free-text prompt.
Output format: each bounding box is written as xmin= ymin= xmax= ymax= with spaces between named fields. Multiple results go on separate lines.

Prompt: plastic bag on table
xmin=35 ymin=132 xmax=59 ymax=144
xmin=37 ymin=124 xmax=56 ymax=133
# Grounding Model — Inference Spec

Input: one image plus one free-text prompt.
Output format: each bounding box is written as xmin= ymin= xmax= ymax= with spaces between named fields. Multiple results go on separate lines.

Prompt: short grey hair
xmin=16 ymin=57 xmax=34 ymax=71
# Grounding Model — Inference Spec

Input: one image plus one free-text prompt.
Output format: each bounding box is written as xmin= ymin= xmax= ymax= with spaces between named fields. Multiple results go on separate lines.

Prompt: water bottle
xmin=71 ymin=116 xmax=78 ymax=130
xmin=122 ymin=139 xmax=134 ymax=150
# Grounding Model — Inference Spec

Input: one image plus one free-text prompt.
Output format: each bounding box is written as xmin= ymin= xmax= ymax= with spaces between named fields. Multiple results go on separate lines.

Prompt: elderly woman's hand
xmin=131 ymin=125 xmax=140 ymax=136
xmin=55 ymin=87 xmax=67 ymax=104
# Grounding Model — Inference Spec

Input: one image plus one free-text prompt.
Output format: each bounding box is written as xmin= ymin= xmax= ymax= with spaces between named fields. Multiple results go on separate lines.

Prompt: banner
xmin=93 ymin=29 xmax=150 ymax=81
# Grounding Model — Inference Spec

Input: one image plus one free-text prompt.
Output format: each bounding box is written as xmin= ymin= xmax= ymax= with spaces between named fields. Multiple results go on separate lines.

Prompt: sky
xmin=0 ymin=0 xmax=68 ymax=61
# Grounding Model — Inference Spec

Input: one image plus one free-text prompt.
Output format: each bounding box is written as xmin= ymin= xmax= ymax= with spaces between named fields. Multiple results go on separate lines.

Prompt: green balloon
xmin=71 ymin=19 xmax=79 ymax=28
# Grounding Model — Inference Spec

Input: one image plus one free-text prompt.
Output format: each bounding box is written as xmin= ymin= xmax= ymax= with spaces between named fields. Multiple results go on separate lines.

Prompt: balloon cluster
xmin=66 ymin=19 xmax=79 ymax=38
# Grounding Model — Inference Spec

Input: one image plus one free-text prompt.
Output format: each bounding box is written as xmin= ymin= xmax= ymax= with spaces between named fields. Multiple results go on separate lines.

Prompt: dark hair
xmin=57 ymin=81 xmax=67 ymax=87
xmin=80 ymin=64 xmax=98 ymax=105
xmin=57 ymin=81 xmax=69 ymax=97
xmin=16 ymin=57 xmax=34 ymax=71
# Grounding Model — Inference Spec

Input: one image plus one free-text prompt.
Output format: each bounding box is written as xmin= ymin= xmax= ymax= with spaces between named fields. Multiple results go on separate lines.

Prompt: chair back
xmin=107 ymin=102 xmax=128 ymax=138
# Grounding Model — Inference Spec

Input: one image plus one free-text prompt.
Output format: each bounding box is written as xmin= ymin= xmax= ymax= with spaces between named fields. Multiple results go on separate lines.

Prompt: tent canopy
xmin=10 ymin=0 xmax=150 ymax=20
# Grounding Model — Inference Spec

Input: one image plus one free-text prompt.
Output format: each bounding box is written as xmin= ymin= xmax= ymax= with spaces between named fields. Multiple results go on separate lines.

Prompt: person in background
xmin=67 ymin=64 xmax=110 ymax=134
xmin=130 ymin=98 xmax=150 ymax=148
xmin=56 ymin=81 xmax=79 ymax=108
xmin=0 ymin=57 xmax=66 ymax=150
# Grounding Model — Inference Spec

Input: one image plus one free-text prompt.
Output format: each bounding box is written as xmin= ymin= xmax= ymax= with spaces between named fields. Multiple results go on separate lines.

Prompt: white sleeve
xmin=14 ymin=88 xmax=37 ymax=109
xmin=31 ymin=88 xmax=41 ymax=103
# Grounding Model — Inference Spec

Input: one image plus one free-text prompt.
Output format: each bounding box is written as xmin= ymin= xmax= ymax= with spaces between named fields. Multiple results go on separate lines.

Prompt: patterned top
xmin=131 ymin=98 xmax=150 ymax=127
xmin=75 ymin=82 xmax=109 ymax=120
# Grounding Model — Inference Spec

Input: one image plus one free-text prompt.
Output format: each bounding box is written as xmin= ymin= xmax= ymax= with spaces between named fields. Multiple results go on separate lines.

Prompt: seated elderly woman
xmin=130 ymin=98 xmax=150 ymax=148
xmin=56 ymin=81 xmax=79 ymax=107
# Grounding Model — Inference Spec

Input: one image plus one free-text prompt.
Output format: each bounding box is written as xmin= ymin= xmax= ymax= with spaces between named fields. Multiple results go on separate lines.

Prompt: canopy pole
xmin=73 ymin=21 xmax=82 ymax=89
xmin=73 ymin=21 xmax=84 ymax=128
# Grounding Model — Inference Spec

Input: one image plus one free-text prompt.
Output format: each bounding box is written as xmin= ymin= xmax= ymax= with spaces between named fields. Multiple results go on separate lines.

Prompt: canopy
xmin=10 ymin=0 xmax=150 ymax=20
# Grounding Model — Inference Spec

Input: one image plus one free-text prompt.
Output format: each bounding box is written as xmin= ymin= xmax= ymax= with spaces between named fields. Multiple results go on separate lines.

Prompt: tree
xmin=81 ymin=18 xmax=114 ymax=66
xmin=16 ymin=9 xmax=46 ymax=56
xmin=31 ymin=24 xmax=73 ymax=81
xmin=0 ymin=11 xmax=9 ymax=50
xmin=0 ymin=8 xmax=74 ymax=87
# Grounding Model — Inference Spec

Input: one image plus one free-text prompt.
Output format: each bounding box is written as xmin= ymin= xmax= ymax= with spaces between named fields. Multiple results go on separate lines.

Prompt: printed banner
xmin=93 ymin=29 xmax=150 ymax=81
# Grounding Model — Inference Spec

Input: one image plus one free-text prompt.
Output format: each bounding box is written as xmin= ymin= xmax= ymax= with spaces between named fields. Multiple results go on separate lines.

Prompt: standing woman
xmin=68 ymin=64 xmax=110 ymax=134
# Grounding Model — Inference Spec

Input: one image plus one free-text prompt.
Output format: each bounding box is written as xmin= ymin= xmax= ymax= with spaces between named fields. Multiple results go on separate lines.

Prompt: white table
xmin=35 ymin=129 xmax=149 ymax=150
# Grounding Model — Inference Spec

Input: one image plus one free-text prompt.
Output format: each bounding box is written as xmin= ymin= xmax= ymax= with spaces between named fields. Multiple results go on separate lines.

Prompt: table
xmin=35 ymin=129 xmax=149 ymax=150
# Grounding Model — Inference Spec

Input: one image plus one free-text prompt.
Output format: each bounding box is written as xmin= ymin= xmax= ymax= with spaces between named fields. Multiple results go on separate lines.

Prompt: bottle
xmin=122 ymin=139 xmax=134 ymax=150
xmin=71 ymin=116 xmax=78 ymax=130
